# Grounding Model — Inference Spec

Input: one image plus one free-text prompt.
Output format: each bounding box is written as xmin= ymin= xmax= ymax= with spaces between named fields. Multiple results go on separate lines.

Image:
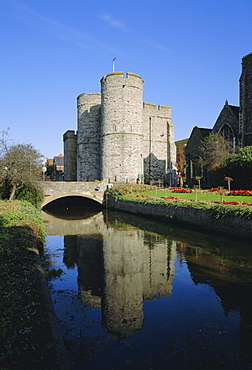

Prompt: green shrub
xmin=0 ymin=181 xmax=43 ymax=208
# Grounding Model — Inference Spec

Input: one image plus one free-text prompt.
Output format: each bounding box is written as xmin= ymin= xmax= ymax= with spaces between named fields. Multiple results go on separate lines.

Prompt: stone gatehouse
xmin=63 ymin=71 xmax=177 ymax=184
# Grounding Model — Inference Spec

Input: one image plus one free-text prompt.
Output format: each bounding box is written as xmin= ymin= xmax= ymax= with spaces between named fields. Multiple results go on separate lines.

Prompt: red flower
xmin=171 ymin=187 xmax=192 ymax=193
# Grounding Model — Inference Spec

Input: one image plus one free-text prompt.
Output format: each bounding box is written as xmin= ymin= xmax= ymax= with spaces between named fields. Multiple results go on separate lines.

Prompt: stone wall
xmin=142 ymin=103 xmax=176 ymax=182
xmin=106 ymin=195 xmax=252 ymax=240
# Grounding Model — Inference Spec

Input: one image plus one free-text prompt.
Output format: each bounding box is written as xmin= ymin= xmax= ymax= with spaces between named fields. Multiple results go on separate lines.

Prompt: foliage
xmin=0 ymin=200 xmax=58 ymax=369
xmin=226 ymin=146 xmax=252 ymax=167
xmin=176 ymin=145 xmax=186 ymax=175
xmin=0 ymin=200 xmax=45 ymax=246
xmin=223 ymin=146 xmax=252 ymax=188
xmin=15 ymin=185 xmax=44 ymax=208
xmin=0 ymin=130 xmax=44 ymax=203
xmin=206 ymin=146 xmax=252 ymax=189
xmin=200 ymin=133 xmax=233 ymax=171
xmin=106 ymin=184 xmax=157 ymax=197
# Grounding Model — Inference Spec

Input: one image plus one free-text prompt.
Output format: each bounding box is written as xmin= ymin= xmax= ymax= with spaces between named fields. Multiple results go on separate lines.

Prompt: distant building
xmin=46 ymin=154 xmax=64 ymax=180
xmin=53 ymin=154 xmax=64 ymax=173
xmin=185 ymin=53 xmax=252 ymax=187
xmin=63 ymin=71 xmax=177 ymax=185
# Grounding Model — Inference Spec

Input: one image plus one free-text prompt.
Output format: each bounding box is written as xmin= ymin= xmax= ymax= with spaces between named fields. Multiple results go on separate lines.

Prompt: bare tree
xmin=0 ymin=131 xmax=44 ymax=200
xmin=200 ymin=133 xmax=232 ymax=172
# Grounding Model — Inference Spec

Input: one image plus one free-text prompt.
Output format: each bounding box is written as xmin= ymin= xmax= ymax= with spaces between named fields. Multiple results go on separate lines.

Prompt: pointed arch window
xmin=219 ymin=124 xmax=234 ymax=142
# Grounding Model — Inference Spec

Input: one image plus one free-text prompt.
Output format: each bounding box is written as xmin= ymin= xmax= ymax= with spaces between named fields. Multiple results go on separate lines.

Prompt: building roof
xmin=53 ymin=155 xmax=64 ymax=167
xmin=196 ymin=127 xmax=212 ymax=138
xmin=228 ymin=105 xmax=239 ymax=119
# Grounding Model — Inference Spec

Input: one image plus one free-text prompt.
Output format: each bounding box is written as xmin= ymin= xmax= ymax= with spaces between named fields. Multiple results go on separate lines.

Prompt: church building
xmin=185 ymin=52 xmax=252 ymax=187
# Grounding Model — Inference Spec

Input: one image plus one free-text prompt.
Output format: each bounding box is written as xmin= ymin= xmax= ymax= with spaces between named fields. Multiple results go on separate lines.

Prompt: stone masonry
xmin=64 ymin=72 xmax=176 ymax=184
xmin=240 ymin=53 xmax=252 ymax=147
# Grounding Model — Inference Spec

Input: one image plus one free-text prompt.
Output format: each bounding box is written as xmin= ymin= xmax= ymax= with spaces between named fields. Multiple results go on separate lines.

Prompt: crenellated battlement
xmin=143 ymin=102 xmax=157 ymax=109
xmin=101 ymin=71 xmax=143 ymax=84
xmin=143 ymin=102 xmax=171 ymax=113
xmin=77 ymin=93 xmax=101 ymax=111
xmin=126 ymin=72 xmax=143 ymax=82
xmin=77 ymin=92 xmax=101 ymax=100
xmin=158 ymin=104 xmax=171 ymax=111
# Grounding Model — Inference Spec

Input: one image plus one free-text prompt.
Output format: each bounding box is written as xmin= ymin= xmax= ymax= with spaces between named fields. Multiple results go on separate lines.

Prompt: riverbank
xmin=105 ymin=192 xmax=252 ymax=240
xmin=0 ymin=200 xmax=69 ymax=370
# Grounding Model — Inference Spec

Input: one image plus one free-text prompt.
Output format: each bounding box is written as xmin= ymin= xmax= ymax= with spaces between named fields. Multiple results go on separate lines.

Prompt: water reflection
xmin=44 ymin=211 xmax=176 ymax=336
xmin=43 ymin=210 xmax=252 ymax=368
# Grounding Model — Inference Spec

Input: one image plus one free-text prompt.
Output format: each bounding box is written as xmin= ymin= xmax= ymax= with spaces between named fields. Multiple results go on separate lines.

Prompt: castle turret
xmin=77 ymin=93 xmax=101 ymax=181
xmin=63 ymin=130 xmax=77 ymax=181
xmin=100 ymin=72 xmax=144 ymax=183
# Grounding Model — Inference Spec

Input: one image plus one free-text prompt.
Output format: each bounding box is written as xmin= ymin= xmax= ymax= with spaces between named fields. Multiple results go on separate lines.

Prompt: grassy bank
xmin=106 ymin=185 xmax=252 ymax=220
xmin=0 ymin=200 xmax=60 ymax=370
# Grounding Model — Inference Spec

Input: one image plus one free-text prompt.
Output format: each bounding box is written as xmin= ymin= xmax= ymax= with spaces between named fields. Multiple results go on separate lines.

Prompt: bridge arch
xmin=41 ymin=193 xmax=103 ymax=209
xmin=40 ymin=179 xmax=109 ymax=209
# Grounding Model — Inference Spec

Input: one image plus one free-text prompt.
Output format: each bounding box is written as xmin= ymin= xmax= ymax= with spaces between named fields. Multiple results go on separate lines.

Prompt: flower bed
xmin=170 ymin=187 xmax=193 ymax=193
xmin=134 ymin=193 xmax=252 ymax=207
xmin=216 ymin=200 xmax=252 ymax=206
xmin=228 ymin=190 xmax=252 ymax=196
xmin=205 ymin=188 xmax=252 ymax=196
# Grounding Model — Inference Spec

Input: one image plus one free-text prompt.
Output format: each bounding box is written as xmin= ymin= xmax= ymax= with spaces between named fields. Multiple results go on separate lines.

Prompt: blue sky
xmin=1 ymin=0 xmax=252 ymax=160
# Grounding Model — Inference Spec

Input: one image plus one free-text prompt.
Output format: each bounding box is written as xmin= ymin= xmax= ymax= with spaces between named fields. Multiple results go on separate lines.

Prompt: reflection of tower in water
xmin=77 ymin=235 xmax=104 ymax=309
xmin=102 ymin=229 xmax=144 ymax=335
xmin=143 ymin=235 xmax=176 ymax=301
xmin=70 ymin=225 xmax=176 ymax=336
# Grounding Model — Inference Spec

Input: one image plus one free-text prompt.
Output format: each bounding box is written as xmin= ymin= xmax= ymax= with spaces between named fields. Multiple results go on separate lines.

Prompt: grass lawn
xmin=139 ymin=189 xmax=252 ymax=204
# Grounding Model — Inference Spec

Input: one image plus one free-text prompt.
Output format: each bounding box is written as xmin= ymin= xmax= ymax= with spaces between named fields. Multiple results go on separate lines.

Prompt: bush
xmin=0 ymin=181 xmax=43 ymax=208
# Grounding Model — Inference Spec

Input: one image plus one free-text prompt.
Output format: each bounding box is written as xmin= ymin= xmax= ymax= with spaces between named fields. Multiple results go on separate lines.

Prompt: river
xmin=42 ymin=204 xmax=252 ymax=369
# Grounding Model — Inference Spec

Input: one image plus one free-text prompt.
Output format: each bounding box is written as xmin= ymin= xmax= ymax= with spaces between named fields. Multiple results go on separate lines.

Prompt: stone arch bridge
xmin=40 ymin=179 xmax=109 ymax=208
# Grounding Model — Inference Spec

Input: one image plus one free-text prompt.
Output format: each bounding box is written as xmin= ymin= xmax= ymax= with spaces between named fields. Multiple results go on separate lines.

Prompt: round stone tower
xmin=77 ymin=92 xmax=101 ymax=181
xmin=100 ymin=72 xmax=144 ymax=183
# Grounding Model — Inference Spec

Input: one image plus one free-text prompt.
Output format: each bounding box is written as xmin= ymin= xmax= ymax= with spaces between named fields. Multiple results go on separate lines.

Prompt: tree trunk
xmin=9 ymin=183 xmax=16 ymax=200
